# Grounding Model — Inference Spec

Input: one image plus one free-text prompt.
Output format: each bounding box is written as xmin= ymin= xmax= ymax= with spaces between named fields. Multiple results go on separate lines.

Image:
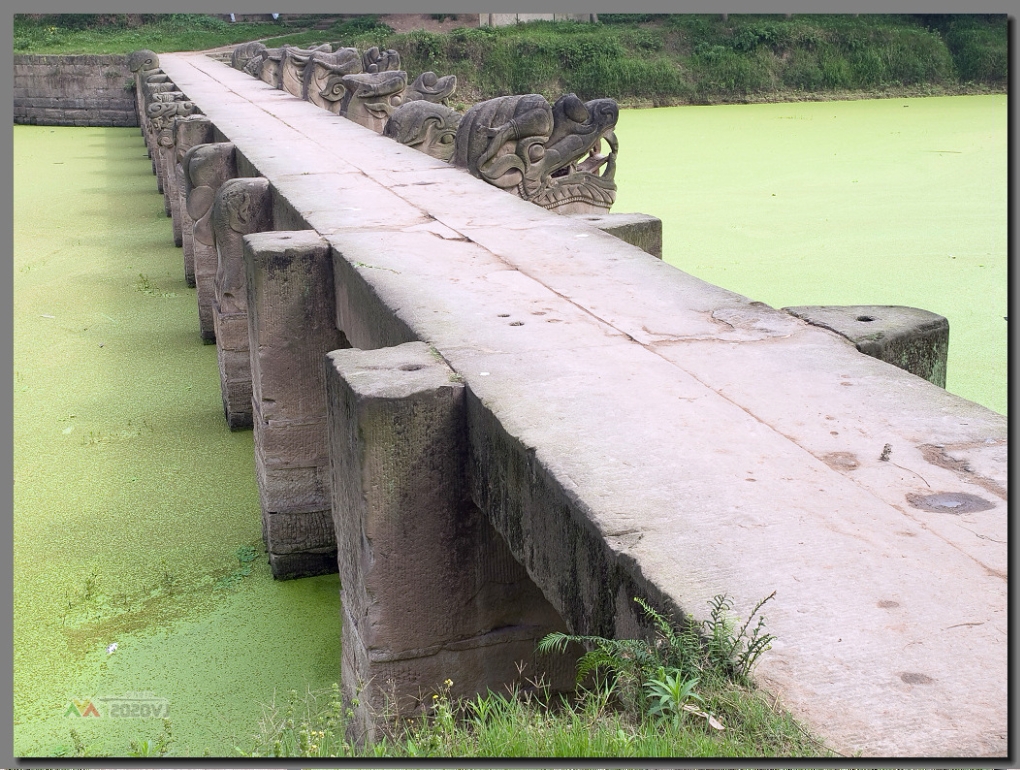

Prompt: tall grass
xmin=14 ymin=13 xmax=1007 ymax=104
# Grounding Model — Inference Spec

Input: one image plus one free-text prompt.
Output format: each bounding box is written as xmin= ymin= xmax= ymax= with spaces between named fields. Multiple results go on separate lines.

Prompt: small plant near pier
xmin=236 ymin=590 xmax=829 ymax=757
xmin=537 ymin=592 xmax=777 ymax=728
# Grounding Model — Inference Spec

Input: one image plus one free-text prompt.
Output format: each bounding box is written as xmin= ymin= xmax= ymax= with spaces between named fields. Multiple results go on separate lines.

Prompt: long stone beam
xmin=155 ymin=52 xmax=1006 ymax=757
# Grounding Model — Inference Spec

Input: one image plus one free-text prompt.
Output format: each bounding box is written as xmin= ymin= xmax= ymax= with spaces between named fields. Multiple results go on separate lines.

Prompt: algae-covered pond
xmin=12 ymin=94 xmax=1006 ymax=757
xmin=13 ymin=126 xmax=341 ymax=756
xmin=614 ymin=94 xmax=1007 ymax=416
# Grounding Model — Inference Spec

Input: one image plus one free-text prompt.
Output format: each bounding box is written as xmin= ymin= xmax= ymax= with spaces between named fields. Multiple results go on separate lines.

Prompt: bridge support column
xmin=173 ymin=116 xmax=215 ymax=287
xmin=325 ymin=341 xmax=575 ymax=746
xmin=182 ymin=141 xmax=236 ymax=342
xmin=211 ymin=177 xmax=273 ymax=430
xmin=244 ymin=230 xmax=344 ymax=578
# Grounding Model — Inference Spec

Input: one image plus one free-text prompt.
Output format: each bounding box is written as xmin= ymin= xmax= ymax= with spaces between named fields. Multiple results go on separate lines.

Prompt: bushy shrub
xmin=943 ymin=16 xmax=1008 ymax=83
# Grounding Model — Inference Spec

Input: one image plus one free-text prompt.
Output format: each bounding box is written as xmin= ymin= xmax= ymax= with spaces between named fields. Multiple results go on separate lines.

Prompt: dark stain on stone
xmin=877 ymin=600 xmax=900 ymax=608
xmin=900 ymin=672 xmax=934 ymax=685
xmin=906 ymin=491 xmax=994 ymax=514
xmin=821 ymin=451 xmax=859 ymax=471
xmin=918 ymin=442 xmax=1007 ymax=500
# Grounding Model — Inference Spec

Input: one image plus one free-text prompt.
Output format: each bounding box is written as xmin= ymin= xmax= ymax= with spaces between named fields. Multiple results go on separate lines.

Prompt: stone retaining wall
xmin=13 ymin=54 xmax=138 ymax=126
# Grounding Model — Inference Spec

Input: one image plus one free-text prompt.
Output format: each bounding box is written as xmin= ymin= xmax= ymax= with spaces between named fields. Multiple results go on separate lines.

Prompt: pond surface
xmin=12 ymin=126 xmax=341 ymax=757
xmin=613 ymin=95 xmax=1007 ymax=415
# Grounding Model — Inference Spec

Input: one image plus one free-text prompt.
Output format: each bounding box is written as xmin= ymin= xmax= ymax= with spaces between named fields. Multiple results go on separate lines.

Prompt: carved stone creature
xmin=452 ymin=93 xmax=619 ymax=214
xmin=210 ymin=177 xmax=273 ymax=430
xmin=147 ymin=97 xmax=196 ymax=137
xmin=230 ymin=41 xmax=268 ymax=73
xmin=182 ymin=142 xmax=237 ymax=341
xmin=281 ymin=43 xmax=333 ymax=99
xmin=338 ymin=70 xmax=408 ymax=133
xmin=257 ymin=45 xmax=289 ymax=88
xmin=305 ymin=47 xmax=363 ymax=112
xmin=384 ymin=101 xmax=462 ymax=162
xmin=404 ymin=71 xmax=457 ymax=105
xmin=361 ymin=46 xmax=400 ymax=73
xmin=211 ymin=178 xmax=273 ymax=316
xmin=127 ymin=49 xmax=159 ymax=73
xmin=146 ymin=96 xmax=195 ymax=201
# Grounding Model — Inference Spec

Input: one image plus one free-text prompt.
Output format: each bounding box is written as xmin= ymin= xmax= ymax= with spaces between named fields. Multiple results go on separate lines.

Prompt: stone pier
xmin=244 ymin=230 xmax=345 ymax=578
xmin=326 ymin=342 xmax=574 ymax=743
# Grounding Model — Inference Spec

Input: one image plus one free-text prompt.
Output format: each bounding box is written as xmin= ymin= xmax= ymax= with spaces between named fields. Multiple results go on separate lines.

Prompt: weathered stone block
xmin=325 ymin=341 xmax=574 ymax=745
xmin=267 ymin=551 xmax=338 ymax=580
xmin=174 ymin=117 xmax=214 ymax=287
xmin=244 ymin=229 xmax=345 ymax=577
xmin=568 ymin=212 xmax=663 ymax=259
xmin=783 ymin=305 xmax=949 ymax=387
xmin=263 ymin=509 xmax=336 ymax=554
xmin=245 ymin=231 xmax=343 ymax=417
xmin=210 ymin=177 xmax=273 ymax=429
xmin=212 ymin=311 xmax=250 ymax=352
xmin=253 ymin=449 xmax=331 ymax=514
xmin=252 ymin=415 xmax=330 ymax=468
xmin=182 ymin=141 xmax=237 ymax=342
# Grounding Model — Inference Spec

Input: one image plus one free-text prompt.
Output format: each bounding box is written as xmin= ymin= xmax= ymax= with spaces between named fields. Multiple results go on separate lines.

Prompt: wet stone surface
xmin=905 ymin=491 xmax=994 ymax=514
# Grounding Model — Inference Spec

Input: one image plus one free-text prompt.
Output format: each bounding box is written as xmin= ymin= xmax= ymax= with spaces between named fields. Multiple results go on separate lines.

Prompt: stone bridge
xmin=136 ymin=50 xmax=1006 ymax=756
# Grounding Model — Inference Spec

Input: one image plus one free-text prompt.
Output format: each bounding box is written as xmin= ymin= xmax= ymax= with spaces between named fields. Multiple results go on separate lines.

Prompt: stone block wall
xmin=13 ymin=54 xmax=138 ymax=126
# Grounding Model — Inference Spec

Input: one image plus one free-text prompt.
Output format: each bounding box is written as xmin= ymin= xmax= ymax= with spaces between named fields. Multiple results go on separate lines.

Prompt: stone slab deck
xmin=157 ymin=52 xmax=1007 ymax=757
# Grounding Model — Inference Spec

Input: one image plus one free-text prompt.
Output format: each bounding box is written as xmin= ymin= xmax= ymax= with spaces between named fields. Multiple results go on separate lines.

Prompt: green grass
xmin=233 ymin=594 xmax=833 ymax=758
xmin=14 ymin=13 xmax=1007 ymax=105
xmin=238 ymin=663 xmax=829 ymax=758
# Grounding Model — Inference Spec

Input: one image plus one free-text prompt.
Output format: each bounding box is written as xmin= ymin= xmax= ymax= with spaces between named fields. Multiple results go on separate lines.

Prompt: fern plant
xmin=537 ymin=591 xmax=778 ymax=722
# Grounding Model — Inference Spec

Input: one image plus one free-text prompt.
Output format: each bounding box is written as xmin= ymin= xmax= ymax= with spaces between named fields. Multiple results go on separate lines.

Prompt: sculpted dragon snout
xmin=452 ymin=92 xmax=619 ymax=214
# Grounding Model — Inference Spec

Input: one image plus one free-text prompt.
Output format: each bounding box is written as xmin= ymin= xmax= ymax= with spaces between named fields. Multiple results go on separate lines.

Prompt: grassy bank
xmin=14 ymin=13 xmax=1007 ymax=106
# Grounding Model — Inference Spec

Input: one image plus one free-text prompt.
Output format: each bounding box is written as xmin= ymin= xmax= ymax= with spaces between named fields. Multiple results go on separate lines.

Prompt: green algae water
xmin=13 ymin=126 xmax=340 ymax=757
xmin=614 ymin=95 xmax=1007 ymax=416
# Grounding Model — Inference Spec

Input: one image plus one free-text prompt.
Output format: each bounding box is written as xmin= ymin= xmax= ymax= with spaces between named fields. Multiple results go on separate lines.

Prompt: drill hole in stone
xmin=398 ymin=364 xmax=425 ymax=372
xmin=497 ymin=313 xmax=510 ymax=318
xmin=509 ymin=321 xmax=524 ymax=326
xmin=856 ymin=315 xmax=876 ymax=322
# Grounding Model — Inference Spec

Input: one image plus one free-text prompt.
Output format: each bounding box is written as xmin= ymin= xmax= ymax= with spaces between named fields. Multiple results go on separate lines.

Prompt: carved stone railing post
xmin=149 ymin=96 xmax=197 ymax=228
xmin=325 ymin=341 xmax=575 ymax=746
xmin=182 ymin=141 xmax=236 ymax=342
xmin=304 ymin=47 xmax=363 ymax=113
xmin=337 ymin=70 xmax=407 ymax=133
xmin=210 ymin=177 xmax=273 ymax=429
xmin=280 ymin=44 xmax=332 ymax=100
xmin=173 ymin=115 xmax=215 ymax=286
xmin=139 ymin=76 xmax=175 ymax=168
xmin=244 ymin=231 xmax=345 ymax=578
xmin=127 ymin=49 xmax=159 ymax=132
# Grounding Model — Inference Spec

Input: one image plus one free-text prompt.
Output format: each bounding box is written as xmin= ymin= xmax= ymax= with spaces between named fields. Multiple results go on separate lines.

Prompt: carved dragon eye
xmin=528 ymin=144 xmax=545 ymax=162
